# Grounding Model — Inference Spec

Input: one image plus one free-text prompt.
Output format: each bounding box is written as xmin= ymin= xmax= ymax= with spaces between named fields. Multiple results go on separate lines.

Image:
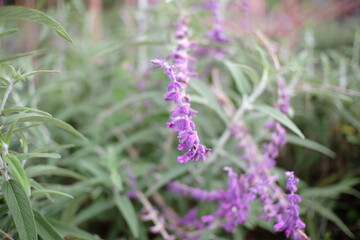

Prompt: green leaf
xmin=26 ymin=165 xmax=86 ymax=180
xmin=48 ymin=219 xmax=100 ymax=240
xmin=17 ymin=153 xmax=61 ymax=161
xmin=335 ymin=101 xmax=360 ymax=132
xmin=96 ymin=91 xmax=162 ymax=124
xmin=114 ymin=194 xmax=139 ymax=238
xmin=305 ymin=88 xmax=353 ymax=102
xmin=1 ymin=107 xmax=52 ymax=117
xmin=189 ymin=79 xmax=229 ymax=124
xmin=224 ymin=61 xmax=251 ymax=95
xmin=34 ymin=210 xmax=65 ymax=240
xmin=0 ymin=6 xmax=73 ymax=42
xmin=301 ymin=178 xmax=359 ymax=199
xmin=2 ymin=179 xmax=37 ymax=240
xmin=21 ymin=70 xmax=60 ymax=78
xmin=30 ymin=180 xmax=54 ymax=202
xmin=236 ymin=64 xmax=260 ymax=85
xmin=253 ymin=104 xmax=305 ymax=139
xmin=0 ymin=76 xmax=11 ymax=85
xmin=110 ymin=173 xmax=123 ymax=193
xmin=3 ymin=154 xmax=31 ymax=196
xmin=71 ymin=200 xmax=113 ymax=226
xmin=13 ymin=123 xmax=42 ymax=133
xmin=0 ymin=28 xmax=18 ymax=38
xmin=145 ymin=164 xmax=190 ymax=197
xmin=3 ymin=113 xmax=87 ymax=141
xmin=0 ymin=51 xmax=36 ymax=63
xmin=106 ymin=146 xmax=123 ymax=192
xmin=5 ymin=117 xmax=18 ymax=144
xmin=33 ymin=144 xmax=75 ymax=153
xmin=32 ymin=189 xmax=74 ymax=199
xmin=304 ymin=199 xmax=354 ymax=238
xmin=286 ymin=134 xmax=335 ymax=158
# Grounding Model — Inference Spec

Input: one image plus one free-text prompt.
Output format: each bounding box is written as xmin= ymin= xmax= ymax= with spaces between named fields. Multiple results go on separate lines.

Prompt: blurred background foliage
xmin=0 ymin=0 xmax=360 ymax=239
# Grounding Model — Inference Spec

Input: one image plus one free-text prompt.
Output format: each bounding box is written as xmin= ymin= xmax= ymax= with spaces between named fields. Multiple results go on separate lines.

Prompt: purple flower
xmin=178 ymin=208 xmax=205 ymax=230
xmin=262 ymin=78 xmax=291 ymax=167
xmin=200 ymin=167 xmax=256 ymax=232
xmin=168 ymin=181 xmax=224 ymax=201
xmin=195 ymin=0 xmax=230 ymax=59
xmin=152 ymin=18 xmax=211 ymax=164
xmin=274 ymin=171 xmax=306 ymax=239
xmin=206 ymin=28 xmax=230 ymax=44
xmin=276 ymin=77 xmax=291 ymax=115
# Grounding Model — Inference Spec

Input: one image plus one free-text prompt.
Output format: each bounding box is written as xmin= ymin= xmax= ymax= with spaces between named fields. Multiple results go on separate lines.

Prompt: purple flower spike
xmin=200 ymin=167 xmax=256 ymax=233
xmin=152 ymin=18 xmax=210 ymax=164
xmin=274 ymin=171 xmax=306 ymax=239
xmin=167 ymin=181 xmax=224 ymax=201
xmin=195 ymin=0 xmax=230 ymax=59
xmin=207 ymin=27 xmax=230 ymax=44
xmin=276 ymin=77 xmax=291 ymax=115
xmin=262 ymin=78 xmax=291 ymax=167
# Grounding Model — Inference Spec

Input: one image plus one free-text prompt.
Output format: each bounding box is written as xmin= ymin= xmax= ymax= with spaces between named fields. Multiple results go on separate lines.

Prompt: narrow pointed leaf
xmin=189 ymin=79 xmax=228 ymax=124
xmin=2 ymin=179 xmax=37 ymax=240
xmin=0 ymin=6 xmax=73 ymax=42
xmin=3 ymin=113 xmax=87 ymax=141
xmin=254 ymin=104 xmax=305 ymax=139
xmin=32 ymin=189 xmax=73 ymax=199
xmin=286 ymin=134 xmax=335 ymax=158
xmin=22 ymin=70 xmax=60 ymax=78
xmin=114 ymin=194 xmax=139 ymax=238
xmin=3 ymin=154 xmax=31 ymax=196
xmin=1 ymin=107 xmax=52 ymax=116
xmin=71 ymin=200 xmax=112 ymax=225
xmin=17 ymin=153 xmax=61 ymax=161
xmin=0 ymin=28 xmax=18 ymax=38
xmin=48 ymin=219 xmax=100 ymax=240
xmin=0 ymin=51 xmax=36 ymax=63
xmin=26 ymin=165 xmax=85 ymax=180
xmin=34 ymin=210 xmax=65 ymax=240
xmin=304 ymin=200 xmax=354 ymax=238
xmin=224 ymin=61 xmax=251 ymax=95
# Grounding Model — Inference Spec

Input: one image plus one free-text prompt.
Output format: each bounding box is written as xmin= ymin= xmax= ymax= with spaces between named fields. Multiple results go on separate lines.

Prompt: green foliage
xmin=0 ymin=2 xmax=359 ymax=240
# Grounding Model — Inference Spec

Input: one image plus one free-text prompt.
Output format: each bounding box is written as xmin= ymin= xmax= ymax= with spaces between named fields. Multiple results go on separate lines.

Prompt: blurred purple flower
xmin=178 ymin=208 xmax=205 ymax=230
xmin=194 ymin=0 xmax=230 ymax=59
xmin=274 ymin=171 xmax=306 ymax=239
xmin=168 ymin=181 xmax=224 ymax=201
xmin=200 ymin=167 xmax=256 ymax=232
xmin=262 ymin=77 xmax=291 ymax=167
xmin=276 ymin=77 xmax=291 ymax=114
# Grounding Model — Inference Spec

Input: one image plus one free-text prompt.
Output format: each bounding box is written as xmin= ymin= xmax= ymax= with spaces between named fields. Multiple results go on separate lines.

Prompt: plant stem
xmin=195 ymin=62 xmax=268 ymax=173
xmin=0 ymin=81 xmax=13 ymax=180
xmin=0 ymin=84 xmax=12 ymax=116
xmin=0 ymin=229 xmax=14 ymax=240
xmin=136 ymin=190 xmax=173 ymax=240
xmin=0 ymin=155 xmax=10 ymax=180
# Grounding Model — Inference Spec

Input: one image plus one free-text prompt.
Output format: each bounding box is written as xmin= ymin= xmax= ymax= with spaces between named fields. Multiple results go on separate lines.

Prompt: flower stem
xmin=0 ymin=84 xmax=13 ymax=116
xmin=0 ymin=81 xmax=13 ymax=180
